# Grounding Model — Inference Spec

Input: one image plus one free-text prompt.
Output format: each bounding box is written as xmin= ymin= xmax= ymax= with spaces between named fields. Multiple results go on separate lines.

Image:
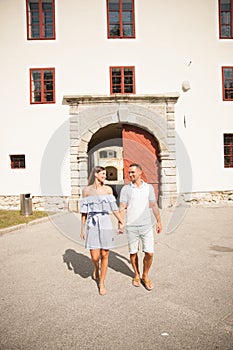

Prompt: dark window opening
xmin=219 ymin=0 xmax=233 ymax=38
xmin=107 ymin=0 xmax=135 ymax=39
xmin=30 ymin=68 xmax=55 ymax=104
xmin=224 ymin=133 xmax=233 ymax=167
xmin=222 ymin=67 xmax=233 ymax=101
xmin=110 ymin=66 xmax=135 ymax=94
xmin=10 ymin=155 xmax=26 ymax=169
xmin=26 ymin=0 xmax=55 ymax=40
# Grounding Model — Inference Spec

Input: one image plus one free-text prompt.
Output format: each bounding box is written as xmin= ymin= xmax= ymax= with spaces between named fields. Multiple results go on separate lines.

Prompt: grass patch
xmin=0 ymin=210 xmax=49 ymax=229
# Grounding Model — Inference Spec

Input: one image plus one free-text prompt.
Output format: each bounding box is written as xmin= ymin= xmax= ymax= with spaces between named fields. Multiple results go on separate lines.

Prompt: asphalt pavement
xmin=0 ymin=206 xmax=233 ymax=350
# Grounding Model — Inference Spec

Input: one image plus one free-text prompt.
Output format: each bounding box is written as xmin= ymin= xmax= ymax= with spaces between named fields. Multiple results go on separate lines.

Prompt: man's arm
xmin=119 ymin=201 xmax=127 ymax=233
xmin=148 ymin=185 xmax=162 ymax=233
xmin=150 ymin=201 xmax=162 ymax=233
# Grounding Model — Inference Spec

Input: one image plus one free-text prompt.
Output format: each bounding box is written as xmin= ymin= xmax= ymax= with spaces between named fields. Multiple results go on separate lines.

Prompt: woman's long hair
xmin=88 ymin=166 xmax=105 ymax=185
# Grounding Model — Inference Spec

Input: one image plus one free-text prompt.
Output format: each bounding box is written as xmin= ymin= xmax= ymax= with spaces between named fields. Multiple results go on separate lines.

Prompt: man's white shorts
xmin=126 ymin=225 xmax=154 ymax=254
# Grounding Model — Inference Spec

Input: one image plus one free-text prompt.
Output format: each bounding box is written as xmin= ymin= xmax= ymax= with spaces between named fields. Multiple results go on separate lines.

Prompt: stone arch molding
xmin=63 ymin=94 xmax=179 ymax=208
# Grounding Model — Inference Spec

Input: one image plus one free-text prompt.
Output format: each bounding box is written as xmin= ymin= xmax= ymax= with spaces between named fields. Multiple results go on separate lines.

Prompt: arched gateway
xmin=63 ymin=94 xmax=179 ymax=209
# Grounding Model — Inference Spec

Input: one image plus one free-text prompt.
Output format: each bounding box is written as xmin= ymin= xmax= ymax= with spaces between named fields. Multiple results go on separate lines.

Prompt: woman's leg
xmin=99 ymin=249 xmax=109 ymax=295
xmin=90 ymin=249 xmax=100 ymax=280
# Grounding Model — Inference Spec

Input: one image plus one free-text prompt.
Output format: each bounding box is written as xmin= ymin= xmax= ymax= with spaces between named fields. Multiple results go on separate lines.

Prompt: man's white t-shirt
xmin=120 ymin=181 xmax=156 ymax=226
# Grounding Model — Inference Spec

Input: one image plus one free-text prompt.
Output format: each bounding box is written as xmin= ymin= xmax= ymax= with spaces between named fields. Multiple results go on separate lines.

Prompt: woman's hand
xmin=80 ymin=231 xmax=86 ymax=240
xmin=118 ymin=222 xmax=124 ymax=234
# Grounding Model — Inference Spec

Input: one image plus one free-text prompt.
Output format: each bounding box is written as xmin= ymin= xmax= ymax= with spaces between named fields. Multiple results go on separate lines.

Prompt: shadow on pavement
xmin=62 ymin=249 xmax=134 ymax=279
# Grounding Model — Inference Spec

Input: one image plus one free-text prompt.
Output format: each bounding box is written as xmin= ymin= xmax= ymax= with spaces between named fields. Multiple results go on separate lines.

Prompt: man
xmin=119 ymin=163 xmax=162 ymax=291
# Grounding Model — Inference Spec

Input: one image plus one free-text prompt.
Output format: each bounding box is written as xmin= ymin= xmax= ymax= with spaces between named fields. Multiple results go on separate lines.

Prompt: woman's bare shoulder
xmin=82 ymin=186 xmax=94 ymax=197
xmin=103 ymin=185 xmax=113 ymax=195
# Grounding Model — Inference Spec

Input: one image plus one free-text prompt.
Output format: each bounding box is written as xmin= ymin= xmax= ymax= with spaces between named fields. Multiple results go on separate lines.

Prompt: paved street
xmin=0 ymin=206 xmax=233 ymax=350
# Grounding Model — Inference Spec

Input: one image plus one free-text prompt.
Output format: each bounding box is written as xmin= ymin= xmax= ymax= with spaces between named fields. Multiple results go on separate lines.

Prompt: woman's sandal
xmin=132 ymin=276 xmax=141 ymax=287
xmin=141 ymin=278 xmax=154 ymax=291
xmin=98 ymin=283 xmax=107 ymax=296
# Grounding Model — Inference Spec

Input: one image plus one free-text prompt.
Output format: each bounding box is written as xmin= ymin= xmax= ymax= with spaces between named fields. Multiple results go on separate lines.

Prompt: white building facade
xmin=0 ymin=0 xmax=233 ymax=210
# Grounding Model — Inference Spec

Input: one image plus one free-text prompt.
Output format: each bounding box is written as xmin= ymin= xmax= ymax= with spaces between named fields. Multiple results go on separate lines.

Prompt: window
xmin=106 ymin=166 xmax=118 ymax=181
xmin=110 ymin=67 xmax=135 ymax=94
xmin=30 ymin=68 xmax=55 ymax=104
xmin=224 ymin=134 xmax=233 ymax=167
xmin=107 ymin=0 xmax=135 ymax=38
xmin=99 ymin=150 xmax=117 ymax=158
xmin=222 ymin=67 xmax=233 ymax=101
xmin=100 ymin=150 xmax=108 ymax=158
xmin=10 ymin=155 xmax=26 ymax=169
xmin=219 ymin=0 xmax=233 ymax=38
xmin=26 ymin=0 xmax=55 ymax=40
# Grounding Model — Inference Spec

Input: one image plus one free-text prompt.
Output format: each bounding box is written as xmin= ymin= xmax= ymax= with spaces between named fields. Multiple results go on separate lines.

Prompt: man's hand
xmin=80 ymin=231 xmax=86 ymax=240
xmin=156 ymin=221 xmax=162 ymax=234
xmin=118 ymin=222 xmax=124 ymax=234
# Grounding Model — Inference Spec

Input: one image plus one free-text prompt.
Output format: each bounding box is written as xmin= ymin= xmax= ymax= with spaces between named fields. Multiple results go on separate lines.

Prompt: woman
xmin=80 ymin=166 xmax=123 ymax=295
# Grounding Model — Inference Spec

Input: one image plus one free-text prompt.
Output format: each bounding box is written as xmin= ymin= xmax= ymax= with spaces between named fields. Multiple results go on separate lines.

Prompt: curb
xmin=0 ymin=216 xmax=51 ymax=236
xmin=0 ymin=211 xmax=74 ymax=236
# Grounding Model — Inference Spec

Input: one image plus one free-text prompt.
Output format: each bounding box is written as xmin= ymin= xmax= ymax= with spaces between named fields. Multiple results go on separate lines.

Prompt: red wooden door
xmin=122 ymin=124 xmax=160 ymax=200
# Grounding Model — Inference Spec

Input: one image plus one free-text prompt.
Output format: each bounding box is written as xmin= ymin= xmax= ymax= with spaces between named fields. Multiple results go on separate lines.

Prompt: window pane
xmin=109 ymin=12 xmax=120 ymax=24
xmin=221 ymin=25 xmax=231 ymax=37
xmin=124 ymin=68 xmax=133 ymax=75
xmin=122 ymin=0 xmax=132 ymax=10
xmin=221 ymin=12 xmax=231 ymax=24
xmin=113 ymin=77 xmax=121 ymax=84
xmin=110 ymin=25 xmax=120 ymax=36
xmin=122 ymin=12 xmax=132 ymax=23
xmin=32 ymin=71 xmax=41 ymax=101
xmin=112 ymin=68 xmax=121 ymax=75
xmin=224 ymin=156 xmax=230 ymax=166
xmin=220 ymin=0 xmax=231 ymax=11
xmin=124 ymin=85 xmax=133 ymax=93
xmin=123 ymin=24 xmax=133 ymax=36
xmin=224 ymin=68 xmax=233 ymax=79
xmin=124 ymin=76 xmax=133 ymax=84
xmin=109 ymin=0 xmax=120 ymax=11
xmin=113 ymin=86 xmax=122 ymax=93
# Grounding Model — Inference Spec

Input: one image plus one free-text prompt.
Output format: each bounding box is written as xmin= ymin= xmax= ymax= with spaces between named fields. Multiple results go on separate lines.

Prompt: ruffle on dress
xmin=80 ymin=194 xmax=118 ymax=214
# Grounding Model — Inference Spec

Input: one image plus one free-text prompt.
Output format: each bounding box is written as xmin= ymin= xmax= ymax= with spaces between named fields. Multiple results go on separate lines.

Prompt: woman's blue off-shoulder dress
xmin=80 ymin=194 xmax=118 ymax=249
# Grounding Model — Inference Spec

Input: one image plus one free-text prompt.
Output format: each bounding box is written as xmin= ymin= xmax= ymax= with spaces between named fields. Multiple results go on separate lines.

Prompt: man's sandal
xmin=132 ymin=276 xmax=141 ymax=287
xmin=141 ymin=278 xmax=154 ymax=291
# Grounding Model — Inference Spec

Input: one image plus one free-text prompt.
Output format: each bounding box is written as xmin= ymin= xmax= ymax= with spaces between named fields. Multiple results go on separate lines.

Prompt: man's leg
xmin=130 ymin=253 xmax=141 ymax=287
xmin=142 ymin=252 xmax=153 ymax=280
xmin=141 ymin=226 xmax=154 ymax=290
xmin=126 ymin=227 xmax=140 ymax=286
xmin=130 ymin=253 xmax=140 ymax=276
xmin=142 ymin=252 xmax=154 ymax=290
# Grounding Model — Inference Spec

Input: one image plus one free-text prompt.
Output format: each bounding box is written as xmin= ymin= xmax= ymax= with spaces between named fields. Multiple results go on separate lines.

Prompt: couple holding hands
xmin=80 ymin=164 xmax=162 ymax=296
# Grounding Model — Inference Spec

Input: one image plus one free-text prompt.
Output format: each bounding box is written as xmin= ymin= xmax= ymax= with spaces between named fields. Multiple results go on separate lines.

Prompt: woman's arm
xmin=81 ymin=213 xmax=87 ymax=240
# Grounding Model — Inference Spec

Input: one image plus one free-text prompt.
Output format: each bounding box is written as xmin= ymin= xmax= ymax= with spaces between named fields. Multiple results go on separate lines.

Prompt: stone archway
xmin=63 ymin=94 xmax=179 ymax=208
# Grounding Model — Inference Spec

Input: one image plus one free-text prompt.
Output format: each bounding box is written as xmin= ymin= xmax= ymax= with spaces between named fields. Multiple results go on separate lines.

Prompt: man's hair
xmin=129 ymin=163 xmax=142 ymax=171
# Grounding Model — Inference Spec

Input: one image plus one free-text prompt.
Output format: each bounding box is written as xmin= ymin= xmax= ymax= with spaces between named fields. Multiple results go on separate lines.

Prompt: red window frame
xmin=107 ymin=0 xmax=135 ymax=39
xmin=219 ymin=0 xmax=233 ymax=38
xmin=222 ymin=67 xmax=233 ymax=101
xmin=26 ymin=0 xmax=56 ymax=40
xmin=110 ymin=66 xmax=135 ymax=94
xmin=224 ymin=134 xmax=233 ymax=167
xmin=10 ymin=155 xmax=26 ymax=169
xmin=30 ymin=68 xmax=55 ymax=104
